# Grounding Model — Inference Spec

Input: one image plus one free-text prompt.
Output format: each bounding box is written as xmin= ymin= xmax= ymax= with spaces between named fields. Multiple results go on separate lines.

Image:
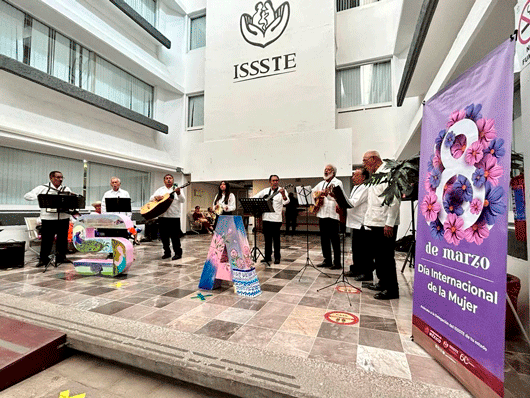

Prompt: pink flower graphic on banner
xmin=476 ymin=154 xmax=503 ymax=186
xmin=465 ymin=141 xmax=484 ymax=165
xmin=443 ymin=213 xmax=464 ymax=246
xmin=470 ymin=198 xmax=483 ymax=215
xmin=424 ymin=172 xmax=434 ymax=193
xmin=432 ymin=152 xmax=442 ymax=170
xmin=420 ymin=192 xmax=441 ymax=222
xmin=447 ymin=109 xmax=466 ymax=129
xmin=464 ymin=222 xmax=490 ymax=245
xmin=476 ymin=118 xmax=496 ymax=147
xmin=450 ymin=135 xmax=467 ymax=159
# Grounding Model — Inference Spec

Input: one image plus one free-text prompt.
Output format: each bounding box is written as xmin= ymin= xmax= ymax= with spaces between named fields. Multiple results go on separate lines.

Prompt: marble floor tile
xmin=232 ymin=298 xmax=268 ymax=311
xmin=207 ymin=295 xmax=241 ymax=307
xmin=407 ymin=354 xmax=466 ymax=390
xmin=75 ymin=297 xmax=113 ymax=311
xmin=138 ymin=309 xmax=181 ymax=326
xmin=290 ymin=305 xmax=328 ymax=320
xmin=188 ymin=303 xmax=230 ymax=318
xmin=113 ymin=304 xmax=157 ymax=321
xmin=139 ymin=296 xmax=177 ymax=308
xmin=357 ymin=345 xmax=411 ymax=380
xmin=119 ymin=292 xmax=156 ymax=304
xmin=360 ymin=303 xmax=395 ymax=319
xmin=308 ymin=337 xmax=357 ymax=367
xmin=279 ymin=316 xmax=322 ymax=336
xmin=90 ymin=300 xmax=134 ymax=315
xmin=161 ymin=288 xmax=196 ymax=298
xmin=260 ymin=283 xmax=284 ymax=292
xmin=317 ymin=320 xmax=359 ymax=344
xmin=358 ymin=327 xmax=404 ymax=352
xmin=167 ymin=314 xmax=211 ymax=333
xmin=228 ymin=325 xmax=276 ymax=349
xmin=266 ymin=331 xmax=314 ymax=358
xmin=246 ymin=313 xmax=288 ymax=330
xmin=360 ymin=314 xmax=399 ymax=333
xmin=506 ymin=351 xmax=530 ymax=375
xmin=194 ymin=319 xmax=242 ymax=340
xmin=298 ymin=295 xmax=330 ymax=308
xmin=215 ymin=307 xmax=257 ymax=324
xmin=399 ymin=334 xmax=431 ymax=357
xmin=269 ymin=293 xmax=302 ymax=305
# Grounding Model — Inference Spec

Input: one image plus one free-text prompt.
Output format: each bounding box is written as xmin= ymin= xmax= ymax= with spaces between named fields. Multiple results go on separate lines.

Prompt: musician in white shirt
xmin=24 ymin=170 xmax=72 ymax=267
xmin=101 ymin=177 xmax=131 ymax=218
xmin=252 ymin=175 xmax=290 ymax=264
xmin=212 ymin=181 xmax=236 ymax=215
xmin=312 ymin=164 xmax=343 ymax=269
xmin=345 ymin=168 xmax=373 ymax=280
xmin=150 ymin=174 xmax=185 ymax=260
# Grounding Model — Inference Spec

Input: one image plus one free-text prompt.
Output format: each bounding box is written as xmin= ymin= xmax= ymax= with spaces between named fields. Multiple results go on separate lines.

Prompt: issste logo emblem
xmin=240 ymin=1 xmax=290 ymax=48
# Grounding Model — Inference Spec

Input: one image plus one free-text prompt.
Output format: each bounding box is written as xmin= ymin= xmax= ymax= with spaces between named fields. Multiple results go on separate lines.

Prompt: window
xmin=188 ymin=94 xmax=204 ymax=127
xmin=0 ymin=0 xmax=153 ymax=118
xmin=0 ymin=146 xmax=84 ymax=205
xmin=336 ymin=0 xmax=379 ymax=12
xmin=87 ymin=163 xmax=150 ymax=209
xmin=336 ymin=61 xmax=391 ymax=108
xmin=124 ymin=0 xmax=156 ymax=26
xmin=190 ymin=15 xmax=206 ymax=50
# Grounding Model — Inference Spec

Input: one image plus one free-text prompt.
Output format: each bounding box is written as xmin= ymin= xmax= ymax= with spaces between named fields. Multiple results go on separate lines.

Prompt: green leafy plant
xmin=365 ymin=154 xmax=420 ymax=206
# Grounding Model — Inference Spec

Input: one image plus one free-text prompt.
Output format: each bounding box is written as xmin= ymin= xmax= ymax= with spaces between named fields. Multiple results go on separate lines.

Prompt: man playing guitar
xmin=150 ymin=174 xmax=185 ymax=260
xmin=252 ymin=175 xmax=290 ymax=265
xmin=312 ymin=165 xmax=343 ymax=270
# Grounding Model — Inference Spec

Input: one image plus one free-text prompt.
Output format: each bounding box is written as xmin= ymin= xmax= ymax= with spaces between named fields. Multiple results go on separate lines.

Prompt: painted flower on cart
xmin=464 ymin=222 xmax=490 ymax=245
xmin=420 ymin=192 xmax=441 ymax=222
xmin=476 ymin=154 xmax=503 ymax=186
xmin=443 ymin=213 xmax=464 ymax=246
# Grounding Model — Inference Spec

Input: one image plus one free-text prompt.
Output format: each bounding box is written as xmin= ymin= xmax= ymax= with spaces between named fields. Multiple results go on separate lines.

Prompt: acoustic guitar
xmin=140 ymin=182 xmax=190 ymax=220
xmin=310 ymin=184 xmax=334 ymax=215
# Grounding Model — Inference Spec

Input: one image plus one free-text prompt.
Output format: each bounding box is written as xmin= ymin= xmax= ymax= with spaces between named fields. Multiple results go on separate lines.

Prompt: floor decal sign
xmin=413 ymin=39 xmax=515 ymax=398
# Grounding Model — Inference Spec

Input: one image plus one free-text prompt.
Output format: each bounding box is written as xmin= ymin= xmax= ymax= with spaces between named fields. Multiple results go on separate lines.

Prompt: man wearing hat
xmin=91 ymin=201 xmax=102 ymax=214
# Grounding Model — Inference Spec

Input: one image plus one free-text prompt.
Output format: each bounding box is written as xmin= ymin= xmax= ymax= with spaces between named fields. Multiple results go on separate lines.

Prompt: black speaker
xmin=0 ymin=241 xmax=25 ymax=269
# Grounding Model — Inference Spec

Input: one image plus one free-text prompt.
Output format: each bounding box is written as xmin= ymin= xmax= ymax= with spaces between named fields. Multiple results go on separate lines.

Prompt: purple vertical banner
xmin=413 ymin=39 xmax=515 ymax=398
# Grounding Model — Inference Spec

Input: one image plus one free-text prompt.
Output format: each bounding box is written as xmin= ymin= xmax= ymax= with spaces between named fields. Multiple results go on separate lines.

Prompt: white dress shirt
xmin=101 ymin=188 xmax=131 ymax=218
xmin=213 ymin=193 xmax=236 ymax=213
xmin=345 ymin=184 xmax=368 ymax=229
xmin=24 ymin=183 xmax=72 ymax=220
xmin=312 ymin=177 xmax=343 ymax=221
xmin=252 ymin=187 xmax=290 ymax=222
xmin=150 ymin=186 xmax=185 ymax=218
xmin=364 ymin=163 xmax=400 ymax=227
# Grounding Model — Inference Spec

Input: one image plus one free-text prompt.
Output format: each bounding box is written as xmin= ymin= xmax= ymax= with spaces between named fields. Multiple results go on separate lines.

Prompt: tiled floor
xmin=1 ymin=232 xmax=529 ymax=396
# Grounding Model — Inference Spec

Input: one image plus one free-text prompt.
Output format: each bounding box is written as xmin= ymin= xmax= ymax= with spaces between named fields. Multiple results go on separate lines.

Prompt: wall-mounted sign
xmin=240 ymin=1 xmax=290 ymax=48
xmin=515 ymin=0 xmax=530 ymax=71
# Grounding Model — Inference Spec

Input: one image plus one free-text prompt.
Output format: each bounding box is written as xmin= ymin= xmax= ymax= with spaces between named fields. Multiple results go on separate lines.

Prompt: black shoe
xmin=56 ymin=258 xmax=72 ymax=264
xmin=329 ymin=265 xmax=342 ymax=270
xmin=317 ymin=262 xmax=331 ymax=268
xmin=344 ymin=271 xmax=359 ymax=277
xmin=172 ymin=254 xmax=182 ymax=260
xmin=36 ymin=261 xmax=46 ymax=268
xmin=274 ymin=258 xmax=280 ymax=264
xmin=374 ymin=290 xmax=399 ymax=300
xmin=354 ymin=274 xmax=373 ymax=281
xmin=162 ymin=253 xmax=171 ymax=259
xmin=367 ymin=283 xmax=383 ymax=291
xmin=260 ymin=259 xmax=272 ymax=263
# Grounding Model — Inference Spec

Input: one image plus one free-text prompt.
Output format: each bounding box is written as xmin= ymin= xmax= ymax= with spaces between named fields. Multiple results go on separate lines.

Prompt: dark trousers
xmin=285 ymin=214 xmax=297 ymax=234
xmin=350 ymin=226 xmax=374 ymax=275
xmin=158 ymin=217 xmax=182 ymax=256
xmin=368 ymin=226 xmax=398 ymax=293
xmin=40 ymin=218 xmax=69 ymax=262
xmin=318 ymin=217 xmax=341 ymax=266
xmin=263 ymin=221 xmax=282 ymax=261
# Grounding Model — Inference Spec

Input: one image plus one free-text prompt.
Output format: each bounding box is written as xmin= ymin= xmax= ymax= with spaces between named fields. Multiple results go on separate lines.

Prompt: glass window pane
xmin=336 ymin=67 xmax=361 ymax=108
xmin=0 ymin=146 xmax=84 ymax=205
xmin=124 ymin=0 xmax=156 ymax=26
xmin=188 ymin=95 xmax=204 ymax=127
xmin=368 ymin=61 xmax=391 ymax=104
xmin=0 ymin=0 xmax=25 ymax=62
xmin=190 ymin=15 xmax=206 ymax=50
xmin=29 ymin=19 xmax=49 ymax=72
xmin=88 ymin=162 xmax=150 ymax=209
xmin=52 ymin=32 xmax=71 ymax=82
